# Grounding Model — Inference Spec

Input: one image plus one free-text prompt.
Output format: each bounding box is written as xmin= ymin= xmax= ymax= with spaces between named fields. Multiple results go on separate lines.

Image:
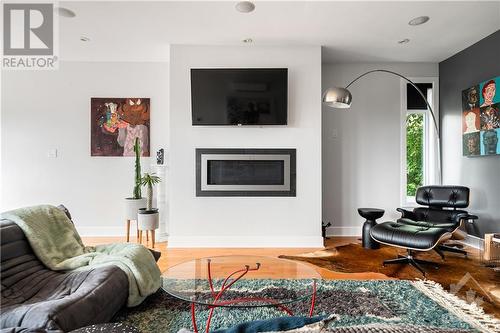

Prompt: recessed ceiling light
xmin=80 ymin=36 xmax=90 ymax=42
xmin=398 ymin=38 xmax=410 ymax=44
xmin=236 ymin=1 xmax=255 ymax=13
xmin=408 ymin=16 xmax=430 ymax=26
xmin=56 ymin=7 xmax=76 ymax=18
xmin=242 ymin=38 xmax=253 ymax=43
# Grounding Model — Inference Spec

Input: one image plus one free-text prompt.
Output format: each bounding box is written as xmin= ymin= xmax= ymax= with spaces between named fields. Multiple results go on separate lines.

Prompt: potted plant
xmin=137 ymin=173 xmax=161 ymax=236
xmin=124 ymin=138 xmax=147 ymax=221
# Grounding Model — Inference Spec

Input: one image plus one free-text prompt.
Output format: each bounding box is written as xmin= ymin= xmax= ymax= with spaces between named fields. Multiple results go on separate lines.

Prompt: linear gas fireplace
xmin=196 ymin=148 xmax=296 ymax=197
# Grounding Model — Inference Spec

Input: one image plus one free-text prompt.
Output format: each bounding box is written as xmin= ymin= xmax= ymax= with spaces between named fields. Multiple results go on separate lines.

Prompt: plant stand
xmin=125 ymin=219 xmax=140 ymax=243
xmin=138 ymin=208 xmax=159 ymax=247
xmin=124 ymin=198 xmax=146 ymax=242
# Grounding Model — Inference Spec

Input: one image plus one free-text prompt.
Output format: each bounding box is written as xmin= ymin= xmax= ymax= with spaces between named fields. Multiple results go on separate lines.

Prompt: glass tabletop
xmin=161 ymin=255 xmax=322 ymax=308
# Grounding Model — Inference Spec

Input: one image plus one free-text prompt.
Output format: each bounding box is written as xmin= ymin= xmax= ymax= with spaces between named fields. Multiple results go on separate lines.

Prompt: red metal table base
xmin=190 ymin=260 xmax=318 ymax=333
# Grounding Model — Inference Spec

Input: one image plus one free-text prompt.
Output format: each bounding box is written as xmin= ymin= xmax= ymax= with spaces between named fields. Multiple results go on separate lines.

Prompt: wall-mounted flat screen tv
xmin=191 ymin=68 xmax=288 ymax=126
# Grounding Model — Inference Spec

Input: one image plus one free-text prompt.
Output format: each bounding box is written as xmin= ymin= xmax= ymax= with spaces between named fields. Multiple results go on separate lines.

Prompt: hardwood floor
xmin=82 ymin=236 xmax=388 ymax=280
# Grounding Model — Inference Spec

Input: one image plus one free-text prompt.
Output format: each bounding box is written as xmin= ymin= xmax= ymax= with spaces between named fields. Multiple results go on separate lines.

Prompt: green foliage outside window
xmin=406 ymin=113 xmax=424 ymax=196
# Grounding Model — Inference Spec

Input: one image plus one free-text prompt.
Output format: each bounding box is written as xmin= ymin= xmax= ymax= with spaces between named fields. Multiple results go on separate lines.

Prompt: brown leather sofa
xmin=0 ymin=211 xmax=159 ymax=332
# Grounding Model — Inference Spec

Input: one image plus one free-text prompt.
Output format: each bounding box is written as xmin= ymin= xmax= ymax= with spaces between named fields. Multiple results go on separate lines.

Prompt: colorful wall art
xmin=462 ymin=76 xmax=500 ymax=156
xmin=91 ymin=98 xmax=150 ymax=157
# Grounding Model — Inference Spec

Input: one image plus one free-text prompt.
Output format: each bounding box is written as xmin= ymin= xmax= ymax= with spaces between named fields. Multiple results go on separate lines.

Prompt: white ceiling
xmin=59 ymin=1 xmax=500 ymax=63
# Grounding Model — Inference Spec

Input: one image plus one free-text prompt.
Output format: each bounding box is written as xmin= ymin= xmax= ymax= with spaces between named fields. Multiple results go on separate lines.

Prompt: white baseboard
xmin=167 ymin=236 xmax=324 ymax=248
xmin=77 ymin=227 xmax=170 ymax=242
xmin=76 ymin=226 xmax=125 ymax=237
xmin=326 ymin=226 xmax=360 ymax=237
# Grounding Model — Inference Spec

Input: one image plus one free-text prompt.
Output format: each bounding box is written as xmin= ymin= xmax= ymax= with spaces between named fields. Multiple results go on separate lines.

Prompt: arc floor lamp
xmin=322 ymin=69 xmax=441 ymax=184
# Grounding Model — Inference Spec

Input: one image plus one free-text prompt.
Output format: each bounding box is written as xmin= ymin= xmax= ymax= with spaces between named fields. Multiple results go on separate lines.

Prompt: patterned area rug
xmin=114 ymin=279 xmax=500 ymax=333
xmin=279 ymin=243 xmax=500 ymax=318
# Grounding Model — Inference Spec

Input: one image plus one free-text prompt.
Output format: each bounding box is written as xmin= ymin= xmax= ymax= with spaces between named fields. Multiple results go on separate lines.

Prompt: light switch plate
xmin=47 ymin=148 xmax=58 ymax=158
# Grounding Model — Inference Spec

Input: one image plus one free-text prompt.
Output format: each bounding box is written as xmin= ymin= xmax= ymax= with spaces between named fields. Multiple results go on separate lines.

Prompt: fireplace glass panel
xmin=207 ymin=160 xmax=285 ymax=185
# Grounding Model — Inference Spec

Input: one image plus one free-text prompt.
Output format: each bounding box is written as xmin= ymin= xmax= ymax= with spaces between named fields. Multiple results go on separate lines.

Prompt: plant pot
xmin=137 ymin=208 xmax=159 ymax=230
xmin=124 ymin=197 xmax=147 ymax=221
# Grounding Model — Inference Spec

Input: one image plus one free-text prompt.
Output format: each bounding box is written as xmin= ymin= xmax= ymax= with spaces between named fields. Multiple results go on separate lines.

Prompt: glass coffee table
xmin=162 ymin=255 xmax=322 ymax=333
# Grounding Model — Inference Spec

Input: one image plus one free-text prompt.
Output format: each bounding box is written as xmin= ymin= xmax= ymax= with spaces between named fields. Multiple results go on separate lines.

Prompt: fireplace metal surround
xmin=196 ymin=148 xmax=296 ymax=197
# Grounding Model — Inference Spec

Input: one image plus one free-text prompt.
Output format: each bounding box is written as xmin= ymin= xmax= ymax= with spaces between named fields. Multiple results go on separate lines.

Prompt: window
xmin=401 ymin=79 xmax=439 ymax=206
xmin=406 ymin=112 xmax=425 ymax=196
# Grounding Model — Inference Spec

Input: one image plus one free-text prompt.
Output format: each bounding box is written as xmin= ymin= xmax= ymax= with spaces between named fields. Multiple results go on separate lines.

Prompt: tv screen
xmin=191 ymin=68 xmax=288 ymax=126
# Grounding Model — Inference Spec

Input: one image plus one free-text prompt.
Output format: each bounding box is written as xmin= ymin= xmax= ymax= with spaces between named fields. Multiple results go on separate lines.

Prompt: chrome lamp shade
xmin=322 ymin=87 xmax=352 ymax=108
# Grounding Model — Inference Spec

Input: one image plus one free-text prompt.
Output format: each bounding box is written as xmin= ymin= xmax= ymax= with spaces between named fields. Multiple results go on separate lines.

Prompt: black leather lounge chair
xmin=370 ymin=186 xmax=478 ymax=276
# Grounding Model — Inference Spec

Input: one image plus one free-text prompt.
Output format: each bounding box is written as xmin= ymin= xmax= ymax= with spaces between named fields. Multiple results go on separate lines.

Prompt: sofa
xmin=0 ymin=212 xmax=159 ymax=332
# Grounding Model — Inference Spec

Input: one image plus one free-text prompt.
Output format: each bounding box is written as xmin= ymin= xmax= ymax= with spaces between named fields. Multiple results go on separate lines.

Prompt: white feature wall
xmin=1 ymin=61 xmax=169 ymax=236
xmin=322 ymin=63 xmax=438 ymax=236
xmin=168 ymin=45 xmax=323 ymax=248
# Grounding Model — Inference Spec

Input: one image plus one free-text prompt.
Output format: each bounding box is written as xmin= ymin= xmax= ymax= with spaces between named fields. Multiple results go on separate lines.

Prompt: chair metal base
xmin=382 ymin=250 xmax=439 ymax=276
xmin=438 ymin=244 xmax=468 ymax=257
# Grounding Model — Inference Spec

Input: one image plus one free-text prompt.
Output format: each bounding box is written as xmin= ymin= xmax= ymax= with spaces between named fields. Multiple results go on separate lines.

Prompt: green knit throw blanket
xmin=1 ymin=204 xmax=161 ymax=307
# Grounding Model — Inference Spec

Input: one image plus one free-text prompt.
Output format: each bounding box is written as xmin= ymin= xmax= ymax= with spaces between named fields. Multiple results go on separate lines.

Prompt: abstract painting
xmin=91 ymin=98 xmax=150 ymax=157
xmin=462 ymin=76 xmax=499 ymax=156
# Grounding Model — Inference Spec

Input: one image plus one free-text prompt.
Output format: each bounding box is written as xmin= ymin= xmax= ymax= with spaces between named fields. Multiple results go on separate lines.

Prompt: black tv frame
xmin=190 ymin=68 xmax=288 ymax=126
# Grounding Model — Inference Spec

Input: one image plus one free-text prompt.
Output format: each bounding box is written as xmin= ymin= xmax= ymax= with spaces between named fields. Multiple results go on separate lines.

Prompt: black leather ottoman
xmin=370 ymin=222 xmax=450 ymax=250
xmin=370 ymin=221 xmax=451 ymax=275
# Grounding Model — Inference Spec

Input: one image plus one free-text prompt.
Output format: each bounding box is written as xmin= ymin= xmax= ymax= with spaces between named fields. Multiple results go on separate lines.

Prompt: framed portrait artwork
xmin=462 ymin=76 xmax=500 ymax=157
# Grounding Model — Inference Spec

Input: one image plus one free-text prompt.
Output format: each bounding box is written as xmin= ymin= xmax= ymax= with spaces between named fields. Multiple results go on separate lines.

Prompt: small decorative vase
xmin=124 ymin=198 xmax=147 ymax=221
xmin=156 ymin=148 xmax=164 ymax=165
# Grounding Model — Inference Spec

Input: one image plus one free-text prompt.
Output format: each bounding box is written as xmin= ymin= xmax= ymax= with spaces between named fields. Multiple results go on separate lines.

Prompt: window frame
xmin=400 ymin=77 xmax=439 ymax=208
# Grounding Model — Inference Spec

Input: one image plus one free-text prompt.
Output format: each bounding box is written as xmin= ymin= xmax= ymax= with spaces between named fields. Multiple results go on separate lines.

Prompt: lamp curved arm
xmin=346 ymin=69 xmax=440 ymax=139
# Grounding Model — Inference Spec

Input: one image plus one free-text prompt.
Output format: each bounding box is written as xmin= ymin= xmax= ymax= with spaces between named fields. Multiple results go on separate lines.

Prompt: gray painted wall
xmin=322 ymin=63 xmax=438 ymax=236
xmin=439 ymin=30 xmax=500 ymax=237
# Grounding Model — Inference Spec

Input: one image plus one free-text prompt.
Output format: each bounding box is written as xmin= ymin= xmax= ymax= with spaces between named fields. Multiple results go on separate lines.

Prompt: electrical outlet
xmin=331 ymin=129 xmax=339 ymax=139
